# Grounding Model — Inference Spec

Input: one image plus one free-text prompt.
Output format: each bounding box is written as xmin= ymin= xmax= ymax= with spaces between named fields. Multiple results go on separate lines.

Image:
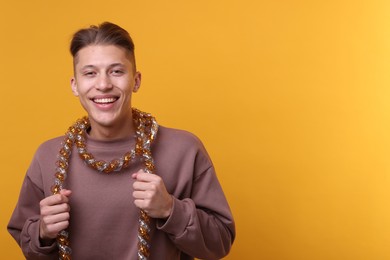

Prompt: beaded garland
xmin=51 ymin=108 xmax=158 ymax=260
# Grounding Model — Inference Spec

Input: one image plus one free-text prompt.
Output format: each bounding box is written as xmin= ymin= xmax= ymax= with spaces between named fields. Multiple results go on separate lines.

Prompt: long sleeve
xmin=157 ymin=166 xmax=235 ymax=259
xmin=154 ymin=128 xmax=236 ymax=260
xmin=8 ymin=158 xmax=58 ymax=259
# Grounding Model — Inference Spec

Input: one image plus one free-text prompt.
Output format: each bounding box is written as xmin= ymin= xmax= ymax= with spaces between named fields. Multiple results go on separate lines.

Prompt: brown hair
xmin=70 ymin=22 xmax=136 ymax=70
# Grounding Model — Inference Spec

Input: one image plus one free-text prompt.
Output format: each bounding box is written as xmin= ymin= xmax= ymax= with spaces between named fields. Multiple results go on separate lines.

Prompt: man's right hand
xmin=39 ymin=189 xmax=72 ymax=242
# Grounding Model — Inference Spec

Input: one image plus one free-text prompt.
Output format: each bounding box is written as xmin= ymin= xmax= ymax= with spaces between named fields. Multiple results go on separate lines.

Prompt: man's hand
xmin=132 ymin=169 xmax=173 ymax=219
xmin=39 ymin=189 xmax=72 ymax=242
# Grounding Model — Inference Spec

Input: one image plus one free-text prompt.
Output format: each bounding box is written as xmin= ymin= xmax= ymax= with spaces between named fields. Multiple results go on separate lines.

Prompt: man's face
xmin=71 ymin=44 xmax=141 ymax=132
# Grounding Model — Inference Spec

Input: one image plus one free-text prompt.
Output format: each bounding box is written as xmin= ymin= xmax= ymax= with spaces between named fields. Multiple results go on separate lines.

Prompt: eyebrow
xmin=80 ymin=63 xmax=125 ymax=71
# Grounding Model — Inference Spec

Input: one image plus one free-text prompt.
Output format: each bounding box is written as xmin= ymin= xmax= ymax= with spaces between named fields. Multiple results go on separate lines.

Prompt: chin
xmin=89 ymin=115 xmax=117 ymax=127
xmin=89 ymin=110 xmax=130 ymax=128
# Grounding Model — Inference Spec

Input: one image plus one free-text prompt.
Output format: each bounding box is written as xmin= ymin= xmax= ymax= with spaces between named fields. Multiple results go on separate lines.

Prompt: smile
xmin=92 ymin=97 xmax=118 ymax=104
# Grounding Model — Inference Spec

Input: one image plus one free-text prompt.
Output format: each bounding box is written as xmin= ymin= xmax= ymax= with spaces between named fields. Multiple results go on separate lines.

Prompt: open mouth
xmin=92 ymin=97 xmax=118 ymax=104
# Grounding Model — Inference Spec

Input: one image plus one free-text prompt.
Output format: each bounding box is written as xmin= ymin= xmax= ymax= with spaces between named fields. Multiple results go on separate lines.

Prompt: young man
xmin=8 ymin=22 xmax=235 ymax=260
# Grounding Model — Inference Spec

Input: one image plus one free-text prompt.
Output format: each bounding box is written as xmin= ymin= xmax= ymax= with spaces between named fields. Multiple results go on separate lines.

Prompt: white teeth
xmin=93 ymin=97 xmax=117 ymax=104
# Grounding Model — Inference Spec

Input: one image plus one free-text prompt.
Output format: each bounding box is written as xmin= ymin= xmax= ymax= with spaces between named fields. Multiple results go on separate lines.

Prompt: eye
xmin=111 ymin=69 xmax=125 ymax=76
xmin=83 ymin=71 xmax=96 ymax=77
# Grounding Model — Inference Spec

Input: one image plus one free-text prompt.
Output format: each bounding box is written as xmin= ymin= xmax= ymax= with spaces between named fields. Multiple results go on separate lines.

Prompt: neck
xmin=88 ymin=115 xmax=135 ymax=141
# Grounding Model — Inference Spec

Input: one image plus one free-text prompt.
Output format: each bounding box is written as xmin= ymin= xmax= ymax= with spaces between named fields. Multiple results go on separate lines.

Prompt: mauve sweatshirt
xmin=8 ymin=126 xmax=235 ymax=260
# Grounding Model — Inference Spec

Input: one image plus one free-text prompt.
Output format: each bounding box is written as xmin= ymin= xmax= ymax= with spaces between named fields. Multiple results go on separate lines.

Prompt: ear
xmin=71 ymin=77 xmax=79 ymax=96
xmin=133 ymin=72 xmax=142 ymax=93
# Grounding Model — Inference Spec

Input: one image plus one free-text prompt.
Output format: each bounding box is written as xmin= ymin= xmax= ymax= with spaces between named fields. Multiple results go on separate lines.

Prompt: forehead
xmin=74 ymin=44 xmax=133 ymax=68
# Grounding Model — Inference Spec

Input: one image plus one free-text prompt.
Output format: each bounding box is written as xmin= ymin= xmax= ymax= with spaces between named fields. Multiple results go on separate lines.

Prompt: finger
xmin=42 ymin=212 xmax=70 ymax=225
xmin=131 ymin=169 xmax=147 ymax=179
xmin=44 ymin=220 xmax=70 ymax=238
xmin=41 ymin=202 xmax=70 ymax=216
xmin=40 ymin=194 xmax=70 ymax=208
xmin=133 ymin=172 xmax=160 ymax=182
xmin=133 ymin=190 xmax=152 ymax=200
xmin=60 ymin=189 xmax=72 ymax=197
xmin=133 ymin=199 xmax=142 ymax=209
xmin=133 ymin=181 xmax=154 ymax=191
xmin=133 ymin=198 xmax=149 ymax=210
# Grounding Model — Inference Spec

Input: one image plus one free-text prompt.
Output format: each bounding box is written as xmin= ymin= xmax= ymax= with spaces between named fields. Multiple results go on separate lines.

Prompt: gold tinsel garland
xmin=51 ymin=108 xmax=158 ymax=260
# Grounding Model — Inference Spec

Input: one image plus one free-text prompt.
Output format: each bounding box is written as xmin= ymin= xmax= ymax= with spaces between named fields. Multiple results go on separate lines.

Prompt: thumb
xmin=60 ymin=189 xmax=72 ymax=197
xmin=132 ymin=168 xmax=146 ymax=179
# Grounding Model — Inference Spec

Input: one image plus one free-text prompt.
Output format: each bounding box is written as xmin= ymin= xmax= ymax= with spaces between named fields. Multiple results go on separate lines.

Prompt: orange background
xmin=2 ymin=1 xmax=390 ymax=259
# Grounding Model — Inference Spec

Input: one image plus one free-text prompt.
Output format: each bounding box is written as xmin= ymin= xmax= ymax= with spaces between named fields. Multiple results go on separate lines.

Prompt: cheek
xmin=117 ymin=79 xmax=134 ymax=93
xmin=120 ymin=89 xmax=133 ymax=106
xmin=74 ymin=80 xmax=93 ymax=95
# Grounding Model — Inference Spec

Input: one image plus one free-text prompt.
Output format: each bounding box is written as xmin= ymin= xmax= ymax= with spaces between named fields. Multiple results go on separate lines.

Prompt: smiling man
xmin=8 ymin=22 xmax=235 ymax=260
xmin=71 ymin=44 xmax=140 ymax=140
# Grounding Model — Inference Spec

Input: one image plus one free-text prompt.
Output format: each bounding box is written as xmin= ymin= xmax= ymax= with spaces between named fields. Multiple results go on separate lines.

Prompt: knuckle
xmin=144 ymin=191 xmax=151 ymax=199
xmin=134 ymin=200 xmax=141 ymax=208
xmin=144 ymin=200 xmax=152 ymax=208
xmin=41 ymin=216 xmax=49 ymax=224
xmin=63 ymin=203 xmax=70 ymax=212
xmin=56 ymin=194 xmax=64 ymax=203
xmin=53 ymin=195 xmax=60 ymax=203
xmin=150 ymin=184 xmax=157 ymax=191
xmin=40 ymin=208 xmax=47 ymax=216
xmin=46 ymin=224 xmax=55 ymax=233
xmin=147 ymin=190 xmax=155 ymax=198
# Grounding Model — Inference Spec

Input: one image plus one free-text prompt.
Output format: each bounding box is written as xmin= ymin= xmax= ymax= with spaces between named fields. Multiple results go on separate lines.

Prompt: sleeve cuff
xmin=156 ymin=197 xmax=194 ymax=237
xmin=24 ymin=218 xmax=57 ymax=254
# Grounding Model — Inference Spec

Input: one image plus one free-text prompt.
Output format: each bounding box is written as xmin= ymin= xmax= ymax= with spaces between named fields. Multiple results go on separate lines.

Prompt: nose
xmin=96 ymin=73 xmax=112 ymax=91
